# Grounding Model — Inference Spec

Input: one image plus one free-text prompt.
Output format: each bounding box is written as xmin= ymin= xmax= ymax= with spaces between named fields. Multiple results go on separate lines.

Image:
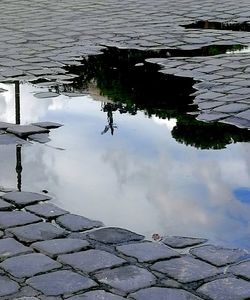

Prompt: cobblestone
xmin=0 ymin=0 xmax=250 ymax=298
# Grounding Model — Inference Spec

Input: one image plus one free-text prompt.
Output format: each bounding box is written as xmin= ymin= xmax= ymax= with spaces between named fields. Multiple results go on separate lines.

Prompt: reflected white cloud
xmin=0 ymin=83 xmax=249 ymax=249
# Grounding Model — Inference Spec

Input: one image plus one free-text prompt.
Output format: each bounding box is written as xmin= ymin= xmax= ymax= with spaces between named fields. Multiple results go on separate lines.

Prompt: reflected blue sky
xmin=0 ymin=82 xmax=250 ymax=249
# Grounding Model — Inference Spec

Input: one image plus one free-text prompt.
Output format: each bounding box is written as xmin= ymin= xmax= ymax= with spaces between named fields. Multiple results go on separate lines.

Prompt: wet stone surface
xmin=86 ymin=227 xmax=145 ymax=244
xmin=31 ymin=238 xmax=90 ymax=258
xmin=27 ymin=270 xmax=97 ymax=296
xmin=0 ymin=0 xmax=250 ymax=298
xmin=0 ymin=190 xmax=248 ymax=298
xmin=94 ymin=265 xmax=157 ymax=293
xmin=197 ymin=278 xmax=250 ymax=300
xmin=190 ymin=245 xmax=248 ymax=266
xmin=129 ymin=287 xmax=202 ymax=300
xmin=58 ymin=249 xmax=125 ymax=273
xmin=56 ymin=214 xmax=103 ymax=232
xmin=2 ymin=191 xmax=51 ymax=207
xmin=151 ymin=256 xmax=221 ymax=283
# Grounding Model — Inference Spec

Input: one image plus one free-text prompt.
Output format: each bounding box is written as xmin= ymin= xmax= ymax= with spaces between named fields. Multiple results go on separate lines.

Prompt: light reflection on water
xmin=0 ymin=82 xmax=250 ymax=249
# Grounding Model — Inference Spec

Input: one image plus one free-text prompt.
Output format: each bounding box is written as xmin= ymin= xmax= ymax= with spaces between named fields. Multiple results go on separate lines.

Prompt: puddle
xmin=0 ymin=48 xmax=250 ymax=249
xmin=183 ymin=21 xmax=250 ymax=32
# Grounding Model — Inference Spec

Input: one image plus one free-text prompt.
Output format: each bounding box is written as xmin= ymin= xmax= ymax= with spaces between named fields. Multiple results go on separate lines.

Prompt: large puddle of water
xmin=0 ymin=48 xmax=250 ymax=249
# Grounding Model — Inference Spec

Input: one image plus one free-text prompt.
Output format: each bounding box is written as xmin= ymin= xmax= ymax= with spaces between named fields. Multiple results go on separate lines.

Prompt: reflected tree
xmin=64 ymin=47 xmax=250 ymax=149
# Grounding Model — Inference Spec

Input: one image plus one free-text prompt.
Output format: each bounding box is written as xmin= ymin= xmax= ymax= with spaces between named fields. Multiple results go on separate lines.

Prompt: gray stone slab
xmin=197 ymin=112 xmax=228 ymax=122
xmin=87 ymin=227 xmax=144 ymax=244
xmin=25 ymin=203 xmax=68 ymax=219
xmin=31 ymin=238 xmax=90 ymax=257
xmin=27 ymin=270 xmax=96 ymax=296
xmin=0 ymin=199 xmax=13 ymax=211
xmin=67 ymin=290 xmax=125 ymax=300
xmin=31 ymin=122 xmax=62 ymax=129
xmin=0 ymin=211 xmax=41 ymax=229
xmin=197 ymin=278 xmax=250 ymax=300
xmin=2 ymin=191 xmax=51 ymax=207
xmin=151 ymin=256 xmax=220 ymax=283
xmin=190 ymin=245 xmax=247 ymax=266
xmin=129 ymin=287 xmax=202 ymax=300
xmin=0 ymin=122 xmax=16 ymax=130
xmin=56 ymin=214 xmax=103 ymax=232
xmin=58 ymin=249 xmax=125 ymax=273
xmin=213 ymin=103 xmax=250 ymax=113
xmin=229 ymin=260 xmax=250 ymax=280
xmin=236 ymin=109 xmax=250 ymax=121
xmin=7 ymin=222 xmax=67 ymax=243
xmin=221 ymin=116 xmax=250 ymax=128
xmin=116 ymin=241 xmax=179 ymax=263
xmin=162 ymin=236 xmax=207 ymax=248
xmin=95 ymin=265 xmax=156 ymax=293
xmin=0 ymin=253 xmax=61 ymax=278
xmin=6 ymin=125 xmax=49 ymax=137
xmin=28 ymin=133 xmax=51 ymax=144
xmin=33 ymin=92 xmax=59 ymax=99
xmin=0 ymin=238 xmax=33 ymax=261
xmin=0 ymin=275 xmax=20 ymax=297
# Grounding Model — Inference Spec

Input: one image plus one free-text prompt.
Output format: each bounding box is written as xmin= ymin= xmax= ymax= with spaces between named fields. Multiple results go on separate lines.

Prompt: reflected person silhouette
xmin=101 ymin=103 xmax=117 ymax=135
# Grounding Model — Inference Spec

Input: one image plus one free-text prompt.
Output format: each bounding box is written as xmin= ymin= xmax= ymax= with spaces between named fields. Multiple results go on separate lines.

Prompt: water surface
xmin=0 ymin=81 xmax=250 ymax=250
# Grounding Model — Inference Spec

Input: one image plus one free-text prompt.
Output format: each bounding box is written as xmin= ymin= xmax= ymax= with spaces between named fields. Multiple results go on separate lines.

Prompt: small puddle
xmin=0 ymin=48 xmax=250 ymax=249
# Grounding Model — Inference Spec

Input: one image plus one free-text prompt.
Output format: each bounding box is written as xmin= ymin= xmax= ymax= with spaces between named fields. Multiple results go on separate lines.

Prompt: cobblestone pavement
xmin=0 ymin=0 xmax=250 ymax=128
xmin=0 ymin=190 xmax=249 ymax=299
xmin=1 ymin=1 xmax=250 ymax=299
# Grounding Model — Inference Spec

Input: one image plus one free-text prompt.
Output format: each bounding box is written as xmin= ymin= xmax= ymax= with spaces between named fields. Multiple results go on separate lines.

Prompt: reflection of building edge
xmin=15 ymin=81 xmax=22 ymax=191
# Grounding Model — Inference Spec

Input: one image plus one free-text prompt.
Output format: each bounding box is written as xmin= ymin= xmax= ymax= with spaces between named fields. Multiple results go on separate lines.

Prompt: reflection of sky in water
xmin=0 ymin=83 xmax=250 ymax=249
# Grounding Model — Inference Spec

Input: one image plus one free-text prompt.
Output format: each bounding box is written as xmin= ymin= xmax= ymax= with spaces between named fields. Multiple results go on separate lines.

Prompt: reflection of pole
xmin=15 ymin=81 xmax=20 ymax=125
xmin=15 ymin=81 xmax=22 ymax=191
xmin=16 ymin=145 xmax=22 ymax=192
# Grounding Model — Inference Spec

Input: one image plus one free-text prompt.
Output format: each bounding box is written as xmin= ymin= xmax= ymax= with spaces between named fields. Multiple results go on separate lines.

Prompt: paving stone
xmin=26 ymin=270 xmax=97 ymax=296
xmin=0 ymin=238 xmax=33 ymax=261
xmin=190 ymin=245 xmax=247 ymax=266
xmin=95 ymin=265 xmax=156 ymax=293
xmin=33 ymin=92 xmax=59 ymax=99
xmin=0 ymin=211 xmax=41 ymax=229
xmin=197 ymin=278 xmax=250 ymax=300
xmin=0 ymin=122 xmax=16 ymax=130
xmin=151 ymin=256 xmax=220 ymax=283
xmin=228 ymin=260 xmax=250 ymax=280
xmin=0 ymin=230 xmax=3 ymax=238
xmin=67 ymin=290 xmax=125 ymax=300
xmin=221 ymin=116 xmax=250 ymax=128
xmin=58 ymin=249 xmax=125 ymax=273
xmin=25 ymin=203 xmax=68 ymax=219
xmin=7 ymin=222 xmax=67 ymax=243
xmin=0 ymin=199 xmax=13 ymax=211
xmin=6 ymin=125 xmax=49 ymax=137
xmin=236 ymin=109 xmax=250 ymax=121
xmin=56 ymin=214 xmax=103 ymax=232
xmin=213 ymin=103 xmax=250 ymax=113
xmin=162 ymin=236 xmax=207 ymax=248
xmin=87 ymin=227 xmax=144 ymax=244
xmin=0 ymin=275 xmax=20 ymax=297
xmin=116 ymin=241 xmax=179 ymax=262
xmin=28 ymin=133 xmax=51 ymax=143
xmin=0 ymin=253 xmax=61 ymax=278
xmin=129 ymin=287 xmax=202 ymax=300
xmin=2 ymin=191 xmax=51 ymax=207
xmin=31 ymin=122 xmax=63 ymax=129
xmin=31 ymin=238 xmax=90 ymax=257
